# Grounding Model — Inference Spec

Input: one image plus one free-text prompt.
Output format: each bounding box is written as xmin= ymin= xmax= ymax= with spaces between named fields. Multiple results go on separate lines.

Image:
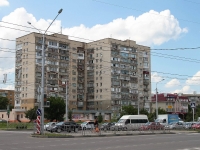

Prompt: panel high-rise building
xmin=15 ymin=33 xmax=151 ymax=114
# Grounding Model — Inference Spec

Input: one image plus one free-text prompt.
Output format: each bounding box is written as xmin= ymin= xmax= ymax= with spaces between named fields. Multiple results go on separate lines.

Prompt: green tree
xmin=25 ymin=107 xmax=37 ymax=122
xmin=98 ymin=113 xmax=103 ymax=123
xmin=111 ymin=112 xmax=118 ymax=122
xmin=44 ymin=97 xmax=66 ymax=122
xmin=120 ymin=105 xmax=137 ymax=117
xmin=140 ymin=109 xmax=149 ymax=115
xmin=0 ymin=96 xmax=9 ymax=109
xmin=68 ymin=110 xmax=73 ymax=121
xmin=185 ymin=105 xmax=193 ymax=122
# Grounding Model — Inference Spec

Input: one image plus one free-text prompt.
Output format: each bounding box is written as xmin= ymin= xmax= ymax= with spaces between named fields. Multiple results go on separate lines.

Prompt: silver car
xmin=167 ymin=122 xmax=185 ymax=130
xmin=44 ymin=122 xmax=57 ymax=131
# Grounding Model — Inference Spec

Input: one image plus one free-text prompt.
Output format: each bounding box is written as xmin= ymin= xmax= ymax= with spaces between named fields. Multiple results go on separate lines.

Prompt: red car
xmin=192 ymin=123 xmax=200 ymax=129
xmin=140 ymin=122 xmax=164 ymax=130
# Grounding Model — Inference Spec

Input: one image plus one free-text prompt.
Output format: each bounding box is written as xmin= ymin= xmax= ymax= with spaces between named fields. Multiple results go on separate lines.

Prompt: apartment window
xmin=72 ymin=77 xmax=76 ymax=81
xmin=96 ymin=77 xmax=98 ymax=80
xmin=100 ymin=65 xmax=102 ymax=69
xmin=72 ymin=65 xmax=76 ymax=69
xmin=100 ymin=83 xmax=102 ymax=86
xmin=26 ymin=74 xmax=28 ymax=78
xmin=96 ymin=53 xmax=98 ymax=57
xmin=25 ymin=93 xmax=27 ymax=97
xmin=22 ymin=94 xmax=24 ymax=97
xmin=26 ymin=54 xmax=28 ymax=58
xmin=72 ymin=71 xmax=76 ymax=75
xmin=96 ymin=95 xmax=98 ymax=99
xmin=2 ymin=114 xmax=3 ymax=118
xmin=96 ymin=71 xmax=98 ymax=75
xmin=96 ymin=65 xmax=98 ymax=69
xmin=96 ymin=59 xmax=98 ymax=63
xmin=27 ymin=48 xmax=28 ymax=51
xmin=72 ymin=59 xmax=76 ymax=63
xmin=100 ymin=59 xmax=102 ymax=62
xmin=23 ymin=74 xmax=25 ymax=78
xmin=73 ymin=95 xmax=76 ymax=99
xmin=96 ymin=83 xmax=98 ymax=87
xmin=26 ymin=87 xmax=27 ymax=91
xmin=72 ymin=83 xmax=76 ymax=87
xmin=100 ymin=95 xmax=102 ymax=99
xmin=21 ymin=114 xmax=23 ymax=118
xmin=26 ymin=67 xmax=28 ymax=72
xmin=100 ymin=89 xmax=102 ymax=92
xmin=26 ymin=61 xmax=28 ymax=64
xmin=100 ymin=77 xmax=102 ymax=80
xmin=96 ymin=90 xmax=98 ymax=93
xmin=23 ymin=62 xmax=25 ymax=65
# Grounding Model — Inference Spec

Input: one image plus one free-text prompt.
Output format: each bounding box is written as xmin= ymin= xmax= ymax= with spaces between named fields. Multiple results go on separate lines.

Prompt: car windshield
xmin=144 ymin=122 xmax=151 ymax=125
xmin=56 ymin=122 xmax=63 ymax=125
xmin=82 ymin=122 xmax=88 ymax=124
xmin=102 ymin=123 xmax=108 ymax=125
xmin=117 ymin=119 xmax=125 ymax=123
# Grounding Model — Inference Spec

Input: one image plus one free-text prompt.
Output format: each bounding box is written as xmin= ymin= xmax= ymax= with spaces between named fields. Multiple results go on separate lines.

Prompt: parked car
xmin=44 ymin=122 xmax=57 ymax=131
xmin=183 ymin=122 xmax=195 ymax=129
xmin=81 ymin=121 xmax=94 ymax=130
xmin=51 ymin=121 xmax=81 ymax=133
xmin=192 ymin=123 xmax=200 ymax=129
xmin=166 ymin=122 xmax=185 ymax=130
xmin=140 ymin=122 xmax=164 ymax=130
xmin=100 ymin=122 xmax=115 ymax=130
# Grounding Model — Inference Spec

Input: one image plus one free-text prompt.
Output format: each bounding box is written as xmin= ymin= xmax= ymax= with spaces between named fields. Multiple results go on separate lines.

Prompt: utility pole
xmin=66 ymin=82 xmax=68 ymax=121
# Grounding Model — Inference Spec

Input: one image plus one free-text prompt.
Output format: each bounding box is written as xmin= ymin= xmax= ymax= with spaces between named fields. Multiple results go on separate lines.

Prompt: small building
xmin=151 ymin=93 xmax=188 ymax=119
xmin=0 ymin=109 xmax=29 ymax=122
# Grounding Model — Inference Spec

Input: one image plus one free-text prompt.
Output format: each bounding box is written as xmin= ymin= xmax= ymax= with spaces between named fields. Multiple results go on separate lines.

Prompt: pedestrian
xmin=94 ymin=118 xmax=99 ymax=132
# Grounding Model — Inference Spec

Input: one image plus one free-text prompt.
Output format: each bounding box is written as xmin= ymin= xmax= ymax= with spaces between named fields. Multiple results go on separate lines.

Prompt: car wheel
xmin=57 ymin=128 xmax=61 ymax=133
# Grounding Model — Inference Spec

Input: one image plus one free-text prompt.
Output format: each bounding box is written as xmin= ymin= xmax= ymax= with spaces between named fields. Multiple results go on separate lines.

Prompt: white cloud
xmin=0 ymin=0 xmax=9 ymax=6
xmin=151 ymin=72 xmax=164 ymax=83
xmin=165 ymin=79 xmax=180 ymax=88
xmin=186 ymin=71 xmax=200 ymax=85
xmin=1 ymin=85 xmax=14 ymax=90
xmin=63 ymin=9 xmax=187 ymax=45
xmin=173 ymin=85 xmax=192 ymax=94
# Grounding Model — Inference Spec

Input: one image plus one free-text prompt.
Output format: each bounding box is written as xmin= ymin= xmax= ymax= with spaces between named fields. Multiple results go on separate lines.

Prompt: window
xmin=96 ymin=71 xmax=98 ymax=75
xmin=96 ymin=53 xmax=98 ymax=57
xmin=21 ymin=114 xmax=23 ymax=118
xmin=100 ymin=89 xmax=102 ymax=92
xmin=73 ymin=95 xmax=76 ymax=99
xmin=72 ymin=83 xmax=76 ymax=87
xmin=72 ymin=77 xmax=76 ymax=81
xmin=96 ymin=77 xmax=98 ymax=80
xmin=72 ymin=59 xmax=76 ymax=63
xmin=26 ymin=74 xmax=28 ymax=78
xmin=96 ymin=59 xmax=98 ymax=63
xmin=96 ymin=90 xmax=98 ymax=93
xmin=100 ymin=95 xmax=102 ymax=99
xmin=100 ymin=77 xmax=102 ymax=80
xmin=96 ymin=83 xmax=98 ymax=87
xmin=100 ymin=83 xmax=102 ymax=86
xmin=2 ymin=114 xmax=3 ymax=118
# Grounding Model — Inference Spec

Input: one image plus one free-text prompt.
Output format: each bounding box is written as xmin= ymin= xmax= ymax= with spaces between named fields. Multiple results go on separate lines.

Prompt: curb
xmin=31 ymin=132 xmax=175 ymax=138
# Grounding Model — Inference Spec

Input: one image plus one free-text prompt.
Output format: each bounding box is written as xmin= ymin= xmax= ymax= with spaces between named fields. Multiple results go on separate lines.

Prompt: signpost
xmin=191 ymin=102 xmax=196 ymax=122
xmin=36 ymin=109 xmax=41 ymax=134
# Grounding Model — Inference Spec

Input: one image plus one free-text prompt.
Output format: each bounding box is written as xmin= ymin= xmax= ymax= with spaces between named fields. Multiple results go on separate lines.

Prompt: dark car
xmin=50 ymin=121 xmax=81 ymax=133
xmin=140 ymin=122 xmax=164 ymax=130
xmin=100 ymin=122 xmax=115 ymax=130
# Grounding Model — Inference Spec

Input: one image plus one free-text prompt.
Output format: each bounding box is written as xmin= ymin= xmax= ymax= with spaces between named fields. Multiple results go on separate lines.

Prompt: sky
xmin=0 ymin=0 xmax=200 ymax=95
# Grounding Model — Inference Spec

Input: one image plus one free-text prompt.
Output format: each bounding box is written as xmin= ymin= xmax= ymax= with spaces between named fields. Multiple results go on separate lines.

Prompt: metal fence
xmin=35 ymin=124 xmax=172 ymax=136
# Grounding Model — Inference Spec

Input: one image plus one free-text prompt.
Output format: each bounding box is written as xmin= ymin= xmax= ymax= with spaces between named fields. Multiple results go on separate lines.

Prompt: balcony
xmin=143 ymin=79 xmax=149 ymax=85
xmin=143 ymin=88 xmax=149 ymax=92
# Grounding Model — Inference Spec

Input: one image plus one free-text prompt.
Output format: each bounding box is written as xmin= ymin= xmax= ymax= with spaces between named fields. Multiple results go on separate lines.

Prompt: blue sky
xmin=0 ymin=0 xmax=200 ymax=95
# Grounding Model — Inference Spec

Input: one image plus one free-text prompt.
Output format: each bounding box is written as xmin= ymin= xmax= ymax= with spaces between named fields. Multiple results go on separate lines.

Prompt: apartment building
xmin=15 ymin=32 xmax=151 ymax=116
xmin=151 ymin=93 xmax=188 ymax=118
xmin=0 ymin=89 xmax=14 ymax=107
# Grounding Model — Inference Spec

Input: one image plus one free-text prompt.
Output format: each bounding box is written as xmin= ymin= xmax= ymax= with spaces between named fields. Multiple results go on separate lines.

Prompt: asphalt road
xmin=0 ymin=130 xmax=200 ymax=150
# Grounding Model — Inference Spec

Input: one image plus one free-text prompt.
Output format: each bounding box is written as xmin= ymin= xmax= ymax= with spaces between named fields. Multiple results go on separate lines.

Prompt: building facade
xmin=0 ymin=89 xmax=14 ymax=107
xmin=151 ymin=93 xmax=189 ymax=118
xmin=15 ymin=33 xmax=151 ymax=116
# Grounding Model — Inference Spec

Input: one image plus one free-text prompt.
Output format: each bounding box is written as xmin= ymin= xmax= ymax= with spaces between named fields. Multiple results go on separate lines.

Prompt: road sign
xmin=36 ymin=108 xmax=42 ymax=116
xmin=191 ymin=102 xmax=196 ymax=108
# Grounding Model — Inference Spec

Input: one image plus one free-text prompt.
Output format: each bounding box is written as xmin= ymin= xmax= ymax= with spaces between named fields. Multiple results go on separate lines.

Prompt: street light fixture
xmin=155 ymin=79 xmax=164 ymax=119
xmin=27 ymin=8 xmax=63 ymax=135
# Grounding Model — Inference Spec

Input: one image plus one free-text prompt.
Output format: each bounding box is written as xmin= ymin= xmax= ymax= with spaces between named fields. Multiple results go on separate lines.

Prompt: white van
xmin=114 ymin=115 xmax=149 ymax=130
xmin=81 ymin=121 xmax=94 ymax=129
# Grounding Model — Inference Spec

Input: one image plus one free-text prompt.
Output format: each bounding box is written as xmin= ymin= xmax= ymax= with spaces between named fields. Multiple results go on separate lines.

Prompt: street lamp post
xmin=28 ymin=8 xmax=63 ymax=135
xmin=155 ymin=79 xmax=164 ymax=119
